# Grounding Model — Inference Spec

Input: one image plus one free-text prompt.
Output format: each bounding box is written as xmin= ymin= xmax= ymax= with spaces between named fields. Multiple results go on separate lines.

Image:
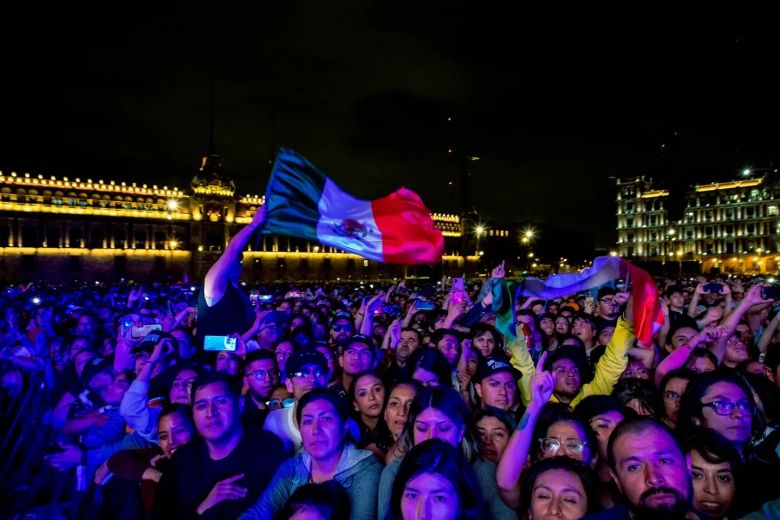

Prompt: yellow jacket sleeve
xmin=506 ymin=323 xmax=536 ymax=406
xmin=568 ymin=317 xmax=635 ymax=409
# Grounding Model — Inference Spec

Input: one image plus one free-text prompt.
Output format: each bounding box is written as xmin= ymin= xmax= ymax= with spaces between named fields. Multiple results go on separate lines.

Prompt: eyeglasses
xmin=266 ymin=397 xmax=295 ymax=410
xmin=247 ymin=369 xmax=277 ymax=381
xmin=664 ymin=390 xmax=682 ymax=401
xmin=702 ymin=400 xmax=754 ymax=416
xmin=599 ymin=297 xmax=618 ymax=305
xmin=539 ymin=438 xmax=588 ymax=455
xmin=332 ymin=324 xmax=353 ymax=332
xmin=290 ymin=368 xmax=324 ymax=379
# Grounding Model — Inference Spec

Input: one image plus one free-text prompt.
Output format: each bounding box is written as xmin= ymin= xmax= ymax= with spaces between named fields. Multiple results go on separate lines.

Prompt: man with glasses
xmin=263 ymin=348 xmax=329 ymax=454
xmin=242 ymin=350 xmax=279 ymax=427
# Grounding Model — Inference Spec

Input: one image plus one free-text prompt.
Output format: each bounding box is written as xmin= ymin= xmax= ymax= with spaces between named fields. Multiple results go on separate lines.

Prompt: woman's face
xmin=275 ymin=341 xmax=295 ymax=371
xmin=464 ymin=349 xmax=479 ymax=377
xmin=589 ymin=410 xmax=624 ymax=461
xmin=473 ymin=331 xmax=496 ymax=357
xmin=528 ymin=468 xmax=588 ymax=520
xmin=353 ymin=374 xmax=385 ymax=420
xmin=555 ymin=317 xmax=570 ymax=335
xmin=541 ymin=421 xmax=591 ymax=463
xmin=401 ymin=472 xmax=459 ymax=520
xmin=413 ymin=407 xmax=463 ymax=448
xmin=300 ymin=399 xmax=347 ymax=461
xmin=662 ymin=377 xmax=689 ymax=426
xmin=689 ymin=449 xmax=736 ymax=519
xmin=699 ymin=382 xmax=753 ymax=448
xmin=412 ymin=367 xmax=440 ymax=387
xmin=475 ymin=415 xmax=510 ymax=464
xmin=688 ymin=355 xmax=717 ymax=374
xmin=385 ymin=384 xmax=418 ymax=439
xmin=158 ymin=412 xmax=195 ymax=458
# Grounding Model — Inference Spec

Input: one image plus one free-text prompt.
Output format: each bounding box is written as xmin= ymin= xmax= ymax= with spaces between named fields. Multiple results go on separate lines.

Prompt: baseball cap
xmin=285 ymin=348 xmax=328 ymax=378
xmin=81 ymin=357 xmax=112 ymax=386
xmin=474 ymin=355 xmax=522 ymax=383
xmin=345 ymin=334 xmax=375 ymax=351
xmin=132 ymin=331 xmax=178 ymax=354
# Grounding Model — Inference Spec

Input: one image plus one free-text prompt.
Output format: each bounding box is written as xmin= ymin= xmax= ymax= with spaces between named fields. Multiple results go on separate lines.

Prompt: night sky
xmin=2 ymin=2 xmax=778 ymax=249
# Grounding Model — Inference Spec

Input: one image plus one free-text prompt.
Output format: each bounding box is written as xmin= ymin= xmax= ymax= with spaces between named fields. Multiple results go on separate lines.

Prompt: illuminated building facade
xmin=616 ymin=174 xmax=780 ymax=273
xmin=0 ymin=155 xmax=473 ymax=282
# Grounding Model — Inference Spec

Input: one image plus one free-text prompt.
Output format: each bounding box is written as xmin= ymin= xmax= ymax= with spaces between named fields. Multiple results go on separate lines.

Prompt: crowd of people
xmin=2 ymin=208 xmax=780 ymax=519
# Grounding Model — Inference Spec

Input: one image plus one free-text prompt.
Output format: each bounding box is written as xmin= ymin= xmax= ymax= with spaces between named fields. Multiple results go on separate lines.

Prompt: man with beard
xmin=586 ymin=417 xmax=693 ymax=519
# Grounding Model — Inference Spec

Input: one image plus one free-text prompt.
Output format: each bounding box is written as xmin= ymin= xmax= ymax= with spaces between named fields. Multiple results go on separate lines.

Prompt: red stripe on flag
xmin=371 ymin=188 xmax=444 ymax=265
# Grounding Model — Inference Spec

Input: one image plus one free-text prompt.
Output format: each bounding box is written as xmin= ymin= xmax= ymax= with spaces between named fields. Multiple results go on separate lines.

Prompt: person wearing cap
xmin=330 ymin=311 xmax=355 ymax=346
xmin=474 ymin=356 xmax=521 ymax=414
xmin=263 ymin=348 xmax=329 ymax=455
xmin=243 ymin=310 xmax=288 ymax=351
xmin=334 ymin=334 xmax=377 ymax=401
xmin=196 ymin=206 xmax=266 ymax=348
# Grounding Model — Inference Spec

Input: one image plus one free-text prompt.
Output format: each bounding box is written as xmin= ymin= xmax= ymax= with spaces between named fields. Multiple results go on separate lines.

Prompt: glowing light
xmin=610 ymin=251 xmax=618 ymax=257
xmin=742 ymin=168 xmax=751 ymax=177
xmin=474 ymin=225 xmax=485 ymax=237
xmin=166 ymin=199 xmax=178 ymax=211
xmin=168 ymin=240 xmax=179 ymax=250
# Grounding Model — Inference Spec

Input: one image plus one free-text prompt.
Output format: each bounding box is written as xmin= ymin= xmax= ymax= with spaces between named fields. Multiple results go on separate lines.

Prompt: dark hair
xmin=611 ymin=378 xmax=661 ymax=418
xmin=348 ymin=370 xmax=384 ymax=406
xmin=244 ymin=349 xmax=278 ymax=372
xmin=403 ymin=347 xmax=451 ymax=387
xmin=685 ymin=348 xmax=719 ymax=371
xmin=190 ymin=372 xmax=240 ymax=405
xmin=277 ymin=481 xmax=350 ymax=520
xmin=296 ymin=388 xmax=351 ymax=428
xmin=430 ymin=328 xmax=461 ymax=348
xmin=470 ymin=406 xmax=516 ymax=436
xmin=468 ymin=323 xmax=505 ymax=357
xmin=573 ymin=395 xmax=632 ymax=425
xmin=158 ymin=403 xmax=194 ymax=426
xmin=683 ymin=427 xmax=743 ymax=479
xmin=607 ymin=417 xmax=682 ymax=471
xmin=677 ymin=370 xmax=765 ymax=448
xmin=389 ymin=439 xmax=487 ymax=520
xmin=534 ymin=403 xmax=597 ymax=463
xmin=521 ymin=457 xmax=597 ymax=516
xmin=398 ymin=385 xmax=479 ymax=462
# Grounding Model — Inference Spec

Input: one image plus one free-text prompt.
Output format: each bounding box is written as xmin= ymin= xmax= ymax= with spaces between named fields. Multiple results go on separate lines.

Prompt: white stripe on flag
xmin=316 ymin=178 xmax=384 ymax=261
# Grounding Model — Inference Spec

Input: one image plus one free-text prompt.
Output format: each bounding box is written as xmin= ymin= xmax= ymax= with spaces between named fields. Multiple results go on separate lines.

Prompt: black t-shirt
xmin=196 ymin=283 xmax=254 ymax=349
xmin=153 ymin=426 xmax=285 ymax=520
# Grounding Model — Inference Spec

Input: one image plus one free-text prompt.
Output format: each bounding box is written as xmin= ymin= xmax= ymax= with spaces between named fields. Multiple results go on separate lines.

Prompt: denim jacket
xmin=238 ymin=443 xmax=382 ymax=520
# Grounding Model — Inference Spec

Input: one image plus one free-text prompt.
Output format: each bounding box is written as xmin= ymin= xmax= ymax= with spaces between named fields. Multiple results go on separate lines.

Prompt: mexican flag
xmin=262 ymin=149 xmax=444 ymax=265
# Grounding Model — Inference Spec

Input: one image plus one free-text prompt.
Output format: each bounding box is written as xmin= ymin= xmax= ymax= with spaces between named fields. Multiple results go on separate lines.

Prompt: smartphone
xmin=130 ymin=323 xmax=161 ymax=339
xmin=258 ymin=294 xmax=274 ymax=302
xmin=381 ymin=303 xmax=401 ymax=316
xmin=704 ymin=283 xmax=723 ymax=293
xmin=761 ymin=286 xmax=780 ymax=300
xmin=414 ymin=300 xmax=436 ymax=311
xmin=451 ymin=278 xmax=465 ymax=293
xmin=203 ymin=335 xmax=237 ymax=351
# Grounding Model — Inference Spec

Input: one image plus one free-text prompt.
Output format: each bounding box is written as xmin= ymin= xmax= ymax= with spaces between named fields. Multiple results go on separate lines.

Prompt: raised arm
xmin=203 ymin=206 xmax=266 ymax=306
xmin=496 ymin=352 xmax=556 ymax=509
xmin=688 ymin=283 xmax=705 ymax=318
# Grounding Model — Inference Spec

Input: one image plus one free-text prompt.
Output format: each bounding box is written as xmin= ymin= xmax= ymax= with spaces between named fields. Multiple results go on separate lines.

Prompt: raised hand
xmin=529 ymin=352 xmax=557 ymax=410
xmin=491 ymin=261 xmax=506 ymax=279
